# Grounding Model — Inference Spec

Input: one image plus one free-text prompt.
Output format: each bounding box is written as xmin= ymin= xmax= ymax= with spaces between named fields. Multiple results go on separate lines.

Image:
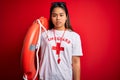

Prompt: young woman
xmin=39 ymin=2 xmax=83 ymax=80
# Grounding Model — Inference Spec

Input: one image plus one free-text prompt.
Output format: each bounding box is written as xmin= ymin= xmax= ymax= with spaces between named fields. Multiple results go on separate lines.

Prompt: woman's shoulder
xmin=42 ymin=29 xmax=51 ymax=34
xmin=67 ymin=29 xmax=80 ymax=37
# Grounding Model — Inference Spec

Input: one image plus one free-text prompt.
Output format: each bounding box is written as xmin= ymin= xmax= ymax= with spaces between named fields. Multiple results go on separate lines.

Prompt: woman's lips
xmin=56 ymin=21 xmax=61 ymax=25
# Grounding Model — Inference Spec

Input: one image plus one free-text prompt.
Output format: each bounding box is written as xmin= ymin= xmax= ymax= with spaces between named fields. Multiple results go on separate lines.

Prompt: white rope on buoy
xmin=33 ymin=19 xmax=48 ymax=80
xmin=23 ymin=18 xmax=48 ymax=80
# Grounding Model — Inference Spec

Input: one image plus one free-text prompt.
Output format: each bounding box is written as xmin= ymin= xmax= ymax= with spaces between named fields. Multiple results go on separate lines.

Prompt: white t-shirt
xmin=39 ymin=29 xmax=83 ymax=80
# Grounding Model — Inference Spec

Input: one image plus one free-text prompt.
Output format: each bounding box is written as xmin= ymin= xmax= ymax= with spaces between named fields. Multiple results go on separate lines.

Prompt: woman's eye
xmin=60 ymin=15 xmax=63 ymax=17
xmin=52 ymin=13 xmax=57 ymax=17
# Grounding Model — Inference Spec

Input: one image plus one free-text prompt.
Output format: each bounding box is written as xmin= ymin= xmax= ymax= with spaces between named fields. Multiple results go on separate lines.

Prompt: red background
xmin=0 ymin=0 xmax=120 ymax=80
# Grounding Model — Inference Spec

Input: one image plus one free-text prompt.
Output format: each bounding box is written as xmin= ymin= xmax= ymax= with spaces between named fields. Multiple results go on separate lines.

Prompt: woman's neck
xmin=53 ymin=27 xmax=66 ymax=31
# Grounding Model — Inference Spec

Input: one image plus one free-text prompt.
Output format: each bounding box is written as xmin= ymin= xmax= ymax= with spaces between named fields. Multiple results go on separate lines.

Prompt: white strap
xmin=33 ymin=19 xmax=48 ymax=80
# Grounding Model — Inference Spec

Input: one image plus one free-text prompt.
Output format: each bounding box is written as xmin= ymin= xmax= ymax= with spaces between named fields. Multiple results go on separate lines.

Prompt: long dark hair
xmin=49 ymin=2 xmax=73 ymax=30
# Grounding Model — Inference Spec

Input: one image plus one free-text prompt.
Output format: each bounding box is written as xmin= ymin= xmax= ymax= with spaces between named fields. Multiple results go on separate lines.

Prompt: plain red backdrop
xmin=0 ymin=0 xmax=120 ymax=80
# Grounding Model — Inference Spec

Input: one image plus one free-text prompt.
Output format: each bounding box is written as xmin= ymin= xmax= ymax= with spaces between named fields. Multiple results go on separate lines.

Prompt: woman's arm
xmin=72 ymin=56 xmax=81 ymax=80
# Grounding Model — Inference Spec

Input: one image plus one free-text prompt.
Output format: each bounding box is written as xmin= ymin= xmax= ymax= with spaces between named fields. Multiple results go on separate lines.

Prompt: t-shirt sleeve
xmin=72 ymin=32 xmax=83 ymax=56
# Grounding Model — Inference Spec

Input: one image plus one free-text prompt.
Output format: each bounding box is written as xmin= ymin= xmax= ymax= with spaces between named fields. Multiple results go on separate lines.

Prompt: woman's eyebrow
xmin=52 ymin=12 xmax=64 ymax=14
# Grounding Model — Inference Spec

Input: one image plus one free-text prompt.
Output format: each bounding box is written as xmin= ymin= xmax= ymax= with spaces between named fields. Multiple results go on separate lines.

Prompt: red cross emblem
xmin=52 ymin=43 xmax=64 ymax=64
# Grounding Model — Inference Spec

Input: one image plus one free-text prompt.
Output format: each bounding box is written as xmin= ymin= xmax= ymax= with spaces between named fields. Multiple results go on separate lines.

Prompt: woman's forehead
xmin=52 ymin=7 xmax=65 ymax=13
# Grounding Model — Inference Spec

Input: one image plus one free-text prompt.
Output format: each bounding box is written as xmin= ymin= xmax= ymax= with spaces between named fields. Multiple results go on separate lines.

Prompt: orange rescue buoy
xmin=21 ymin=17 xmax=48 ymax=80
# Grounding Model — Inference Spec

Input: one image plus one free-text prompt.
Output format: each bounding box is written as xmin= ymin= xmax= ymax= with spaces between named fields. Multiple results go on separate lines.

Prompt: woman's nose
xmin=56 ymin=15 xmax=60 ymax=20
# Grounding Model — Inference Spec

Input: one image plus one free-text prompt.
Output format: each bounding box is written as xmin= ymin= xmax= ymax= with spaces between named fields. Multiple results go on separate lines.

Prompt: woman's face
xmin=51 ymin=7 xmax=67 ymax=30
